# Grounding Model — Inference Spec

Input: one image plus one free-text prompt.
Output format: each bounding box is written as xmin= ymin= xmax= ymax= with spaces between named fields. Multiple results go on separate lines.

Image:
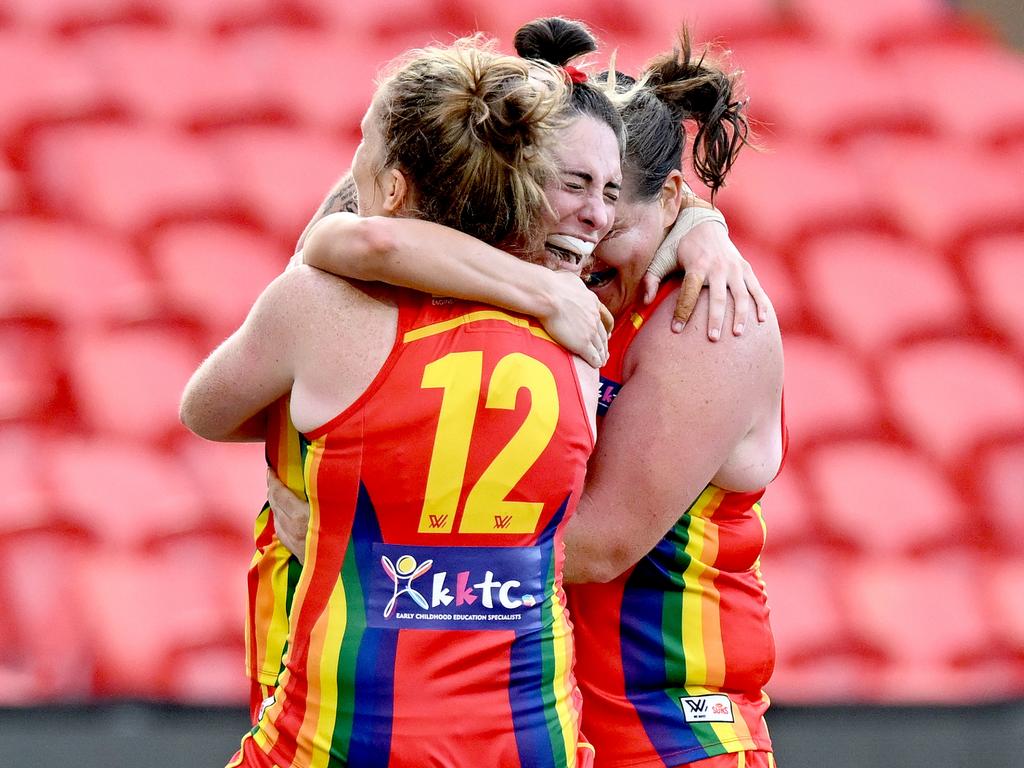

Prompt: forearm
xmin=303 ymin=213 xmax=558 ymax=320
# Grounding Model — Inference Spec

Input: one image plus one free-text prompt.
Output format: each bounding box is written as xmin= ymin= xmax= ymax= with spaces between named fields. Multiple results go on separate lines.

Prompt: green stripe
xmin=328 ymin=540 xmax=366 ymax=765
xmin=662 ymin=516 xmax=691 ymax=684
xmin=538 ymin=554 xmax=566 ymax=767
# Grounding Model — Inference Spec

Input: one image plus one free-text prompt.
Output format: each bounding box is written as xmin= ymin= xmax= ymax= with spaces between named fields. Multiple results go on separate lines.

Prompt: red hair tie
xmin=562 ymin=64 xmax=587 ymax=84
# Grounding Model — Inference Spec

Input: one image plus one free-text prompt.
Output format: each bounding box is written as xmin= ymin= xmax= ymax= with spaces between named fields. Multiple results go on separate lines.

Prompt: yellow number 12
xmin=417 ymin=351 xmax=559 ymax=534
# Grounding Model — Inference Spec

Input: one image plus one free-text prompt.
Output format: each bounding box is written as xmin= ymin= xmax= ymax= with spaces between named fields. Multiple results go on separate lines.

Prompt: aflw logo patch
xmin=679 ymin=694 xmax=734 ymax=723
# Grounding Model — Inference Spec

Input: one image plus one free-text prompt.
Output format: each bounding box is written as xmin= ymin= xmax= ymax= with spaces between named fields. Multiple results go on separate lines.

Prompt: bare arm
xmin=302 ymin=212 xmax=612 ymax=368
xmin=563 ymin=289 xmax=783 ymax=583
xmin=180 ymin=271 xmax=303 ymax=442
xmin=294 ymin=172 xmax=359 ymax=254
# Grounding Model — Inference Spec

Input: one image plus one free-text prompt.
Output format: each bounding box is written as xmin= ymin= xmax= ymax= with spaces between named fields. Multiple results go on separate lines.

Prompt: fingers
xmin=730 ymin=263 xmax=751 ymax=336
xmin=598 ymin=302 xmax=615 ymax=335
xmin=640 ymin=273 xmax=660 ymax=305
xmin=673 ymin=273 xmax=702 ymax=333
xmin=744 ymin=262 xmax=772 ymax=323
xmin=706 ymin=270 xmax=728 ymax=341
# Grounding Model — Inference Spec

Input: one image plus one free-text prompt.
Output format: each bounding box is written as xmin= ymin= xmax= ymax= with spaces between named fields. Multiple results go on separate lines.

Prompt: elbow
xmin=305 ymin=214 xmax=397 ymax=279
xmin=566 ymin=545 xmax=634 ymax=584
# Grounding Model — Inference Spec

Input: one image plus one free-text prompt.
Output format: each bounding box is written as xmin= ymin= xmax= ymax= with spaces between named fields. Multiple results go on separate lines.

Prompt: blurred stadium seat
xmin=847 ymin=135 xmax=1024 ymax=249
xmin=968 ymin=233 xmax=1024 ymax=351
xmin=150 ymin=221 xmax=284 ymax=339
xmin=78 ymin=28 xmax=271 ymax=127
xmin=759 ymin=465 xmax=819 ymax=553
xmin=736 ymin=41 xmax=929 ymax=143
xmin=48 ymin=436 xmax=206 ymax=547
xmin=805 ymin=440 xmax=963 ymax=555
xmin=0 ymin=31 xmax=101 ymax=142
xmin=731 ymin=240 xmax=804 ymax=334
xmin=0 ymin=323 xmax=60 ymax=424
xmin=177 ymin=439 xmax=269 ymax=537
xmin=841 ymin=551 xmax=1016 ymax=701
xmin=798 ymin=231 xmax=967 ymax=353
xmin=783 ymin=0 xmax=960 ymax=50
xmin=207 ymin=124 xmax=356 ymax=240
xmin=714 ymin=140 xmax=884 ymax=250
xmin=66 ymin=326 xmax=204 ymax=444
xmin=881 ymin=339 xmax=1024 ymax=464
xmin=0 ymin=218 xmax=154 ymax=324
xmin=976 ymin=439 xmax=1024 ymax=555
xmin=28 ymin=122 xmax=233 ymax=232
xmin=780 ymin=336 xmax=881 ymax=442
xmin=891 ymin=42 xmax=1024 ymax=145
xmin=0 ymin=427 xmax=56 ymax=535
xmin=987 ymin=558 xmax=1024 ymax=658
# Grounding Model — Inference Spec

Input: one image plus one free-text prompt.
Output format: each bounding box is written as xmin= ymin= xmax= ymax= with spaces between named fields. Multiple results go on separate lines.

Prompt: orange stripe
xmin=696 ymin=491 xmax=726 ymax=689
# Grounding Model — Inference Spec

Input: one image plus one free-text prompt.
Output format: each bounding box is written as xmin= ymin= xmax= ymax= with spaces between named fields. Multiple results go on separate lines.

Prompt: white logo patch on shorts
xmin=257 ymin=694 xmax=276 ymax=722
xmin=679 ymin=694 xmax=735 ymax=723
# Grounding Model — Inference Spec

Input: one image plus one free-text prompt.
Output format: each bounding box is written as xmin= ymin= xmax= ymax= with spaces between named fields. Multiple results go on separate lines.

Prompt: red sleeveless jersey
xmin=238 ymin=288 xmax=594 ymax=768
xmin=567 ymin=279 xmax=786 ymax=767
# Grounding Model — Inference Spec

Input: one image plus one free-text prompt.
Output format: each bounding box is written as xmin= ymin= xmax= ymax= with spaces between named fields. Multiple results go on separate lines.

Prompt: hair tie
xmin=562 ymin=64 xmax=587 ymax=84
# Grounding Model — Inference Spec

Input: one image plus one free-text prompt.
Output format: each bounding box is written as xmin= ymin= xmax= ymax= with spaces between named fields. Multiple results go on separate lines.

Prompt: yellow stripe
xmin=679 ymin=486 xmax=724 ymax=685
xmin=308 ymin=576 xmax=347 ymax=768
xmin=403 ymin=310 xmax=555 ymax=344
xmin=630 ymin=312 xmax=644 ymax=329
xmin=548 ymin=589 xmax=577 ymax=765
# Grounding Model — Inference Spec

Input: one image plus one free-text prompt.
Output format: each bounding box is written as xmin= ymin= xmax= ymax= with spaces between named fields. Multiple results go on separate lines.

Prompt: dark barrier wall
xmin=2 ymin=702 xmax=1023 ymax=768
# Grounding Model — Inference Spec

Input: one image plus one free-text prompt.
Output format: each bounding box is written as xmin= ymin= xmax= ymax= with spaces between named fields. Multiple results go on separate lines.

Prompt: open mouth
xmin=544 ymin=234 xmax=595 ymax=267
xmin=583 ymin=266 xmax=617 ymax=289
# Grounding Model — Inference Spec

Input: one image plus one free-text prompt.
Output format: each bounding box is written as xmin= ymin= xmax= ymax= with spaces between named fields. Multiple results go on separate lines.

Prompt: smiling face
xmin=585 ymin=169 xmax=685 ymax=318
xmin=540 ymin=114 xmax=622 ymax=276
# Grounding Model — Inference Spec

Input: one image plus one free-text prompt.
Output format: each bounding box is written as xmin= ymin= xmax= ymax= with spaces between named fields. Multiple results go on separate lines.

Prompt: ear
xmin=380 ymin=168 xmax=409 ymax=215
xmin=659 ymin=169 xmax=686 ymax=229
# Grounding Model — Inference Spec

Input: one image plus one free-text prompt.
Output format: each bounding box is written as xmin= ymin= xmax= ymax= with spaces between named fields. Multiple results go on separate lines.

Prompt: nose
xmin=578 ymin=192 xmax=611 ymax=234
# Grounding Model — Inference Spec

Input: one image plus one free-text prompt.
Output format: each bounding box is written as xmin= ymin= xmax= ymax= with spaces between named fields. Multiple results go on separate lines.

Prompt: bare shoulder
xmin=628 ymin=286 xmax=782 ymax=379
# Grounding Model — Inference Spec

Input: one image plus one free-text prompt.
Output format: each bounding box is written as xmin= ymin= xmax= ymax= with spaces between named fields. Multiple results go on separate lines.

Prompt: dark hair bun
xmin=513 ymin=17 xmax=597 ymax=66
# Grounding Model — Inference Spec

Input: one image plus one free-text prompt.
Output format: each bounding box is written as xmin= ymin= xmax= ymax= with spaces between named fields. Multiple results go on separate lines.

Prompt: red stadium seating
xmin=0 ymin=155 xmax=23 ymax=213
xmin=223 ymin=29 xmax=382 ymax=133
xmin=987 ymin=558 xmax=1024 ymax=657
xmin=48 ymin=437 xmax=206 ymax=547
xmin=150 ymin=221 xmax=285 ymax=339
xmin=969 ymin=234 xmax=1024 ymax=351
xmin=779 ymin=335 xmax=881 ymax=443
xmin=881 ymin=339 xmax=1024 ymax=463
xmin=847 ymin=136 xmax=1024 ymax=249
xmin=0 ymin=32 xmax=101 ymax=142
xmin=841 ymin=552 xmax=1016 ymax=701
xmin=209 ymin=125 xmax=357 ymax=240
xmin=735 ymin=41 xmax=928 ymax=144
xmin=0 ymin=323 xmax=60 ymax=424
xmin=0 ymin=531 xmax=94 ymax=702
xmin=2 ymin=0 xmax=150 ymax=30
xmin=784 ymin=0 xmax=960 ymax=50
xmin=891 ymin=42 xmax=1024 ymax=145
xmin=805 ymin=440 xmax=963 ymax=555
xmin=759 ymin=465 xmax=819 ymax=553
xmin=798 ymin=232 xmax=967 ymax=353
xmin=77 ymin=28 xmax=270 ymax=127
xmin=0 ymin=218 xmax=154 ymax=325
xmin=714 ymin=140 xmax=883 ymax=250
xmin=28 ymin=123 xmax=232 ymax=232
xmin=976 ymin=440 xmax=1024 ymax=555
xmin=178 ymin=439 xmax=269 ymax=537
xmin=0 ymin=428 xmax=55 ymax=535
xmin=67 ymin=326 xmax=204 ymax=444
xmin=75 ymin=545 xmax=243 ymax=698
xmin=730 ymin=240 xmax=805 ymax=334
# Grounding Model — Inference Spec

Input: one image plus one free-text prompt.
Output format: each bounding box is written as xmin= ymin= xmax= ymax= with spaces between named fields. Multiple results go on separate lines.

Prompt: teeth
xmin=545 ymin=234 xmax=595 ymax=263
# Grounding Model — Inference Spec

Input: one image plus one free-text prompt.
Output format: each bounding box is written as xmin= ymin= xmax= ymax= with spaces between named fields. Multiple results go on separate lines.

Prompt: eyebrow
xmin=564 ymin=170 xmax=622 ymax=192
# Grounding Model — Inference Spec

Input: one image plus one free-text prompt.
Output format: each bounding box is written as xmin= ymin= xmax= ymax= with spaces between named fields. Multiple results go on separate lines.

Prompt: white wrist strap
xmin=646 ymin=205 xmax=728 ymax=282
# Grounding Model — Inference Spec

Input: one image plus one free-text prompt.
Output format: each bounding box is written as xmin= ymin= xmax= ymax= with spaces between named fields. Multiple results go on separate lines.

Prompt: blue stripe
xmin=345 ymin=483 xmax=396 ymax=768
xmin=620 ymin=540 xmax=706 ymax=763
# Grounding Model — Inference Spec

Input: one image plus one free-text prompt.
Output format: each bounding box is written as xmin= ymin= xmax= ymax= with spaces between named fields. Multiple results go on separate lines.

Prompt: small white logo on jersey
xmin=679 ymin=694 xmax=734 ymax=723
xmin=257 ymin=694 xmax=276 ymax=722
